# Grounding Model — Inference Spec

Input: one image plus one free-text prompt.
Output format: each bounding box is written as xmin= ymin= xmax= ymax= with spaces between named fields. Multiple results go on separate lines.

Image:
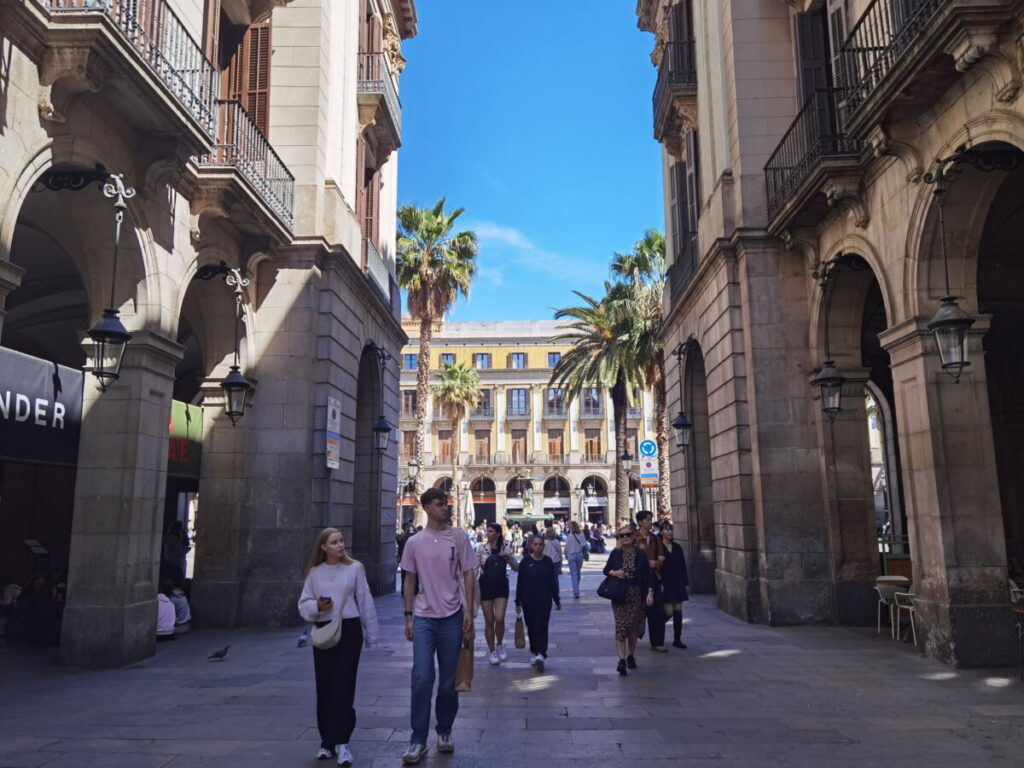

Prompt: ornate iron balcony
xmin=668 ymin=235 xmax=698 ymax=306
xmin=364 ymin=239 xmax=391 ymax=306
xmin=357 ymin=52 xmax=402 ymax=148
xmin=469 ymin=407 xmax=494 ymax=419
xmin=543 ymin=406 xmax=567 ymax=418
xmin=580 ymin=406 xmax=604 ymax=419
xmin=506 ymin=406 xmax=531 ymax=420
xmin=653 ymin=40 xmax=697 ymax=142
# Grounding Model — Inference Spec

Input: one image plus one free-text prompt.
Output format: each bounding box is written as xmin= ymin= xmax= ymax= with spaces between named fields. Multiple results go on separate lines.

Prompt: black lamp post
xmin=810 ymin=257 xmax=857 ymax=420
xmin=671 ymin=340 xmax=694 ymax=447
xmin=86 ymin=174 xmax=135 ymax=390
xmin=195 ymin=261 xmax=252 ymax=425
xmin=371 ymin=344 xmax=393 ymax=454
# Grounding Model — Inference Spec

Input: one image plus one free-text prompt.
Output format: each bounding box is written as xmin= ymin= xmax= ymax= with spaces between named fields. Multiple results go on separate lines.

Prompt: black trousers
xmin=521 ymin=599 xmax=552 ymax=658
xmin=313 ymin=618 xmax=363 ymax=748
xmin=646 ymin=580 xmax=666 ymax=648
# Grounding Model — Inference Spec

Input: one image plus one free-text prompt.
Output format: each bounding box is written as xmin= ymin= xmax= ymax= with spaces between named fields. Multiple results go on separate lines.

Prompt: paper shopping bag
xmin=455 ymin=630 xmax=474 ymax=692
xmin=513 ymin=615 xmax=526 ymax=649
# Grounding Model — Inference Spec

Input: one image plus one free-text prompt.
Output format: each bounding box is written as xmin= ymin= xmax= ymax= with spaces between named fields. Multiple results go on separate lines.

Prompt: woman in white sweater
xmin=298 ymin=527 xmax=379 ymax=766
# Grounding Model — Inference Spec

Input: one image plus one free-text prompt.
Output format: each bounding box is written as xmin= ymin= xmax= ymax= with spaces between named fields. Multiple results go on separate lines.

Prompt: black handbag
xmin=597 ymin=575 xmax=629 ymax=603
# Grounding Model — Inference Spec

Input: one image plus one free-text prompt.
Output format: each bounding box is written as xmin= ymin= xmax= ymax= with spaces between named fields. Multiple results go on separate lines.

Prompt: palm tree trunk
xmin=451 ymin=417 xmax=460 ymax=526
xmin=413 ymin=316 xmax=433 ymax=527
xmin=612 ymin=375 xmax=629 ymax=527
xmin=655 ymin=359 xmax=672 ymax=520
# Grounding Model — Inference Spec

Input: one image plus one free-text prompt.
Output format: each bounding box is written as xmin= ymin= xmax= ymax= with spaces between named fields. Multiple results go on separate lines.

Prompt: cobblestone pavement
xmin=2 ymin=556 xmax=1023 ymax=767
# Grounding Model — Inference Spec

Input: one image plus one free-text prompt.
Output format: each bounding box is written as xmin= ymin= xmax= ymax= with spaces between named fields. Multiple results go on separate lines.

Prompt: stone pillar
xmin=0 ymin=260 xmax=26 ymax=337
xmin=881 ymin=319 xmax=1014 ymax=666
xmin=60 ymin=331 xmax=183 ymax=667
xmin=815 ymin=372 xmax=879 ymax=625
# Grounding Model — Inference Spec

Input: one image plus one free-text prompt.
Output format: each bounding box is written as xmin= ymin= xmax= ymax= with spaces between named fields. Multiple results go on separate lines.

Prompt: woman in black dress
xmin=659 ymin=522 xmax=690 ymax=648
xmin=477 ymin=522 xmax=518 ymax=665
xmin=602 ymin=524 xmax=653 ymax=675
xmin=515 ymin=534 xmax=561 ymax=673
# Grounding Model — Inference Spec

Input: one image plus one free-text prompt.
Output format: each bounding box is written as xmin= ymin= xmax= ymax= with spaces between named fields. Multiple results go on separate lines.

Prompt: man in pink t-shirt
xmin=399 ymin=487 xmax=476 ymax=764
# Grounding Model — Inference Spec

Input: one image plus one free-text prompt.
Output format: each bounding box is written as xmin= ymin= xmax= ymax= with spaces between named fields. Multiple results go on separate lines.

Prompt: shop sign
xmin=168 ymin=400 xmax=203 ymax=478
xmin=325 ymin=396 xmax=341 ymax=470
xmin=0 ymin=347 xmax=83 ymax=466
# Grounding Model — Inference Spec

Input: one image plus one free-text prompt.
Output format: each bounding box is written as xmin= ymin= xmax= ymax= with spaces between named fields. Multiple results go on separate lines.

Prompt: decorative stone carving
xmin=358 ymin=102 xmax=378 ymax=133
xmin=822 ymin=177 xmax=869 ymax=229
xmin=946 ymin=28 xmax=998 ymax=73
xmin=37 ymin=45 xmax=107 ymax=123
xmin=674 ymin=100 xmax=698 ymax=133
xmin=382 ymin=13 xmax=406 ymax=76
xmin=993 ymin=33 xmax=1024 ymax=103
xmin=865 ymin=125 xmax=924 ymax=183
xmin=780 ymin=228 xmax=819 ymax=273
xmin=650 ymin=15 xmax=668 ymax=68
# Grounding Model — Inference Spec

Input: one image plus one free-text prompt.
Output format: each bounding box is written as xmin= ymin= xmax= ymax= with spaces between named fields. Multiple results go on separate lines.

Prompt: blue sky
xmin=397 ymin=2 xmax=663 ymax=322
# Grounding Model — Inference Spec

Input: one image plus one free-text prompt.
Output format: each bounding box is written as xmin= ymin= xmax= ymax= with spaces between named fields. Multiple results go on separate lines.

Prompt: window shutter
xmin=203 ymin=0 xmax=221 ymax=63
xmin=795 ymin=9 xmax=830 ymax=101
xmin=228 ymin=21 xmax=271 ymax=136
xmin=684 ymin=130 xmax=700 ymax=233
xmin=826 ymin=0 xmax=849 ymax=94
xmin=667 ymin=0 xmax=693 ymax=42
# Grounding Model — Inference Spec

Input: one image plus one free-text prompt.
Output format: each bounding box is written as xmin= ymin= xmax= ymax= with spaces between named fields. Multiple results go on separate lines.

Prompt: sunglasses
xmin=619 ymin=532 xmax=634 ymax=538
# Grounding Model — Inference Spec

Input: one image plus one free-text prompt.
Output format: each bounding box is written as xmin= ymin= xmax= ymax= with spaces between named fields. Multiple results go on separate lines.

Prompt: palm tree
xmin=433 ymin=362 xmax=482 ymax=526
xmin=396 ymin=199 xmax=478 ymax=524
xmin=549 ymin=287 xmax=646 ymax=525
xmin=610 ymin=230 xmax=670 ymax=519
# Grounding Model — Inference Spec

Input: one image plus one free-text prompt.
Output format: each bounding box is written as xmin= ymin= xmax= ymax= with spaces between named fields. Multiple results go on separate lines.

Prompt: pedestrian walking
xmin=564 ymin=521 xmax=588 ymax=599
xmin=659 ymin=522 xmax=690 ymax=649
xmin=399 ymin=488 xmax=477 ymax=765
xmin=298 ymin=527 xmax=379 ymax=766
xmin=477 ymin=522 xmax=519 ymax=665
xmin=515 ymin=534 xmax=561 ymax=672
xmin=636 ymin=510 xmax=668 ymax=652
xmin=603 ymin=523 xmax=653 ymax=675
xmin=543 ymin=526 xmax=563 ymax=573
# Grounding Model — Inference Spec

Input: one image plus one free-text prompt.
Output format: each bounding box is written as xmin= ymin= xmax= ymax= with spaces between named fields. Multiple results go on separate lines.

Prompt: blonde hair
xmin=305 ymin=527 xmax=356 ymax=575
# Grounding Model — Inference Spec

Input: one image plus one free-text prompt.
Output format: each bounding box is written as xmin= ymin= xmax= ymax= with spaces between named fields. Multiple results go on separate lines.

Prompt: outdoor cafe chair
xmin=874 ymin=585 xmax=895 ymax=639
xmin=893 ymin=591 xmax=917 ymax=647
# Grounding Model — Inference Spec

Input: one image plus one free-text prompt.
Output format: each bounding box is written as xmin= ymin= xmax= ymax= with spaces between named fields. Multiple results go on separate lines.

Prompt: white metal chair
xmin=874 ymin=585 xmax=895 ymax=638
xmin=1009 ymin=579 xmax=1024 ymax=604
xmin=893 ymin=592 xmax=917 ymax=646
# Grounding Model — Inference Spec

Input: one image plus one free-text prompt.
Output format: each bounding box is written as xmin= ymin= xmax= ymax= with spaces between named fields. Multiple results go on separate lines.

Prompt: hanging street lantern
xmin=671 ymin=409 xmax=692 ymax=448
xmin=927 ymin=296 xmax=974 ymax=382
xmin=811 ymin=360 xmax=845 ymax=421
xmin=221 ymin=365 xmax=251 ymax=425
xmin=408 ymin=457 xmax=420 ymax=480
xmin=87 ymin=308 xmax=132 ymax=391
xmin=373 ymin=415 xmax=392 ymax=454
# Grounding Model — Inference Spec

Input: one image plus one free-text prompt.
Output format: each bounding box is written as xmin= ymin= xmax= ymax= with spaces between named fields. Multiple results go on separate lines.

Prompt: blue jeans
xmin=410 ymin=610 xmax=463 ymax=744
xmin=568 ymin=552 xmax=584 ymax=597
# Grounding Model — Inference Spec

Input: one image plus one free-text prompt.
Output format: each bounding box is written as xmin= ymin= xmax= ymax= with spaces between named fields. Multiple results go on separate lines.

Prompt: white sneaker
xmin=497 ymin=644 xmax=508 ymax=662
xmin=488 ymin=650 xmax=500 ymax=665
xmin=437 ymin=733 xmax=455 ymax=753
xmin=402 ymin=743 xmax=427 ymax=764
xmin=533 ymin=653 xmax=545 ymax=673
xmin=316 ymin=746 xmax=333 ymax=760
xmin=336 ymin=744 xmax=353 ymax=766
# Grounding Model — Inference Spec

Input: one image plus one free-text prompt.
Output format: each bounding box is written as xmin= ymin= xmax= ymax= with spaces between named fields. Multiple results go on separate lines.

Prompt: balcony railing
xmin=627 ymin=407 xmax=643 ymax=419
xmin=838 ymin=0 xmax=948 ymax=127
xmin=545 ymin=453 xmax=567 ymax=464
xmin=582 ymin=453 xmax=605 ymax=464
xmin=764 ymin=89 xmax=863 ymax=222
xmin=364 ymin=239 xmax=390 ymax=304
xmin=470 ymin=407 xmax=494 ymax=419
xmin=45 ymin=0 xmax=217 ymax=137
xmin=669 ymin=234 xmax=698 ymax=306
xmin=467 ymin=454 xmax=494 ymax=465
xmin=357 ymin=52 xmax=401 ymax=143
xmin=580 ymin=406 xmax=604 ymax=419
xmin=543 ymin=406 xmax=567 ymax=418
xmin=400 ymin=409 xmax=417 ymax=420
xmin=433 ymin=455 xmax=454 ymax=466
xmin=506 ymin=406 xmax=531 ymax=420
xmin=197 ymin=99 xmax=294 ymax=228
xmin=653 ymin=40 xmax=697 ymax=141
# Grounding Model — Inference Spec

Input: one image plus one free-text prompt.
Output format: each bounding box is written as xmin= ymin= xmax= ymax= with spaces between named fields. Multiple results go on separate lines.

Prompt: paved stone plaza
xmin=1 ymin=559 xmax=1023 ymax=768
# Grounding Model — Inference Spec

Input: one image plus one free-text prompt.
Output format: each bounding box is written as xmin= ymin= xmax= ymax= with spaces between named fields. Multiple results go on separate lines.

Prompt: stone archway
xmin=469 ymin=476 xmax=496 ymax=526
xmin=683 ymin=341 xmax=715 ymax=594
xmin=353 ymin=344 xmax=390 ymax=594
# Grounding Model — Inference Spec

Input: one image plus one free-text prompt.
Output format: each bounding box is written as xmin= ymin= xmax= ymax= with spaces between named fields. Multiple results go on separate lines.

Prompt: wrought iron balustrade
xmin=764 ymin=89 xmax=863 ymax=221
xmin=364 ymin=239 xmax=390 ymax=304
xmin=838 ymin=0 xmax=948 ymax=125
xmin=627 ymin=407 xmax=643 ymax=419
xmin=198 ymin=100 xmax=295 ymax=227
xmin=653 ymin=40 xmax=697 ymax=140
xmin=669 ymin=235 xmax=698 ymax=305
xmin=506 ymin=406 xmax=531 ymax=419
xmin=544 ymin=454 xmax=567 ymax=464
xmin=580 ymin=406 xmax=605 ymax=419
xmin=45 ymin=0 xmax=217 ymax=137
xmin=357 ymin=52 xmax=401 ymax=141
xmin=582 ymin=453 xmax=605 ymax=464
xmin=543 ymin=406 xmax=567 ymax=418
xmin=470 ymin=407 xmax=494 ymax=419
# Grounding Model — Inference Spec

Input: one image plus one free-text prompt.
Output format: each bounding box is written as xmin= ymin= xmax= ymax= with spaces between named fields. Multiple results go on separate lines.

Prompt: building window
xmin=508 ymin=388 xmax=529 ymax=416
xmin=438 ymin=430 xmax=452 ymax=459
xmin=401 ymin=390 xmax=417 ymax=417
xmin=475 ymin=389 xmax=493 ymax=414
xmin=401 ymin=431 xmax=415 ymax=459
xmin=474 ymin=429 xmax=491 ymax=460
xmin=474 ymin=353 xmax=491 ymax=370
xmin=510 ymin=429 xmax=527 ymax=463
xmin=546 ymin=388 xmax=565 ymax=415
xmin=548 ymin=352 xmax=561 ymax=367
xmin=510 ymin=352 xmax=527 ymax=369
xmin=440 ymin=352 xmax=455 ymax=367
xmin=403 ymin=353 xmax=418 ymax=371
xmin=582 ymin=387 xmax=602 ymax=416
xmin=547 ymin=429 xmax=564 ymax=459
xmin=626 ymin=428 xmax=638 ymax=457
xmin=584 ymin=429 xmax=602 ymax=460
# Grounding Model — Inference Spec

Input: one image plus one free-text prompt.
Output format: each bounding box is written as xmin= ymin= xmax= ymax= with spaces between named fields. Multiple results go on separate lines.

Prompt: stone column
xmin=0 ymin=260 xmax=26 ymax=337
xmin=61 ymin=331 xmax=183 ymax=667
xmin=881 ymin=318 xmax=1013 ymax=666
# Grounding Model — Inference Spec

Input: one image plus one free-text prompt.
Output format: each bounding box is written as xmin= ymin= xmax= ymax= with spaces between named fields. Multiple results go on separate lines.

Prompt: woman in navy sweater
xmin=515 ymin=534 xmax=561 ymax=673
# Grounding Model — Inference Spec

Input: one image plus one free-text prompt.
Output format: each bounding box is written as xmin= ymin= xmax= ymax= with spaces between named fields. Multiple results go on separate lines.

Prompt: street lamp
xmin=671 ymin=340 xmax=695 ymax=448
xmin=86 ymin=174 xmax=135 ymax=390
xmin=372 ymin=416 xmax=391 ymax=454
xmin=408 ymin=457 xmax=420 ymax=480
xmin=195 ymin=261 xmax=252 ymax=425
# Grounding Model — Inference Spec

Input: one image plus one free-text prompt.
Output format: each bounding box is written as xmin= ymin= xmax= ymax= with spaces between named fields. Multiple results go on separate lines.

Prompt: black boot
xmin=617 ymin=658 xmax=628 ymax=676
xmin=673 ymin=612 xmax=686 ymax=648
xmin=626 ymin=654 xmax=637 ymax=669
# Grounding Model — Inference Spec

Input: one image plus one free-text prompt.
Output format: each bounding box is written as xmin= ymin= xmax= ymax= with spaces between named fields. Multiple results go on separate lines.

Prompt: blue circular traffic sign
xmin=639 ymin=439 xmax=658 ymax=457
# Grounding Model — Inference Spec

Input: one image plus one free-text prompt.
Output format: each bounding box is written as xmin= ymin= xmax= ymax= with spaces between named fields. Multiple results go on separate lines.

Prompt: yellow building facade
xmin=398 ymin=319 xmax=657 ymax=525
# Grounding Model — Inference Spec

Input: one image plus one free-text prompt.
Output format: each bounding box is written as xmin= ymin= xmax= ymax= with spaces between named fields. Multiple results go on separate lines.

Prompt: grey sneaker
xmin=437 ymin=733 xmax=455 ymax=754
xmin=335 ymin=744 xmax=353 ymax=766
xmin=402 ymin=743 xmax=428 ymax=764
xmin=316 ymin=746 xmax=334 ymax=760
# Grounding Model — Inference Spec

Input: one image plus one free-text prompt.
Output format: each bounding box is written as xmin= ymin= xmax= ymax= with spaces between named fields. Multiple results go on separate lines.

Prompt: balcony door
xmin=547 ymin=429 xmax=564 ymax=460
xmin=510 ymin=429 xmax=527 ymax=464
xmin=474 ymin=430 xmax=491 ymax=461
xmin=437 ymin=430 xmax=453 ymax=462
xmin=584 ymin=428 xmax=602 ymax=459
xmin=224 ymin=20 xmax=271 ymax=135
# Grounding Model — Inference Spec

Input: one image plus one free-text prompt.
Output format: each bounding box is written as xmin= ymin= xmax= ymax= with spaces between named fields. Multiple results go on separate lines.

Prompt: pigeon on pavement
xmin=207 ymin=645 xmax=231 ymax=661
